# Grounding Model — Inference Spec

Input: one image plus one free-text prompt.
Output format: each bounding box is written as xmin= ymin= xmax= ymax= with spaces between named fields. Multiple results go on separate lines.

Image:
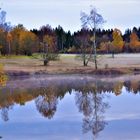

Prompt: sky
xmin=1 ymin=0 xmax=140 ymax=33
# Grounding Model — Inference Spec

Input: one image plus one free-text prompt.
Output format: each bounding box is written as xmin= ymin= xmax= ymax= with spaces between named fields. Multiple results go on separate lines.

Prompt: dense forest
xmin=1 ymin=9 xmax=140 ymax=56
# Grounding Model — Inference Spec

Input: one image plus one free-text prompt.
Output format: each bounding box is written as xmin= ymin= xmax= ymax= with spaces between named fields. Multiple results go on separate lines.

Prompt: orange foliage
xmin=10 ymin=25 xmax=26 ymax=54
xmin=130 ymin=32 xmax=140 ymax=52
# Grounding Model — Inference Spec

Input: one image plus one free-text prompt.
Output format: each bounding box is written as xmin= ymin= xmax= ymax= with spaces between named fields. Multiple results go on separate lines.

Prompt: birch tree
xmin=80 ymin=7 xmax=105 ymax=69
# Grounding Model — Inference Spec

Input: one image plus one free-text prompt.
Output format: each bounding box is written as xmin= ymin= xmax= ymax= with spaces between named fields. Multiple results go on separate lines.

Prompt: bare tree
xmin=75 ymin=29 xmax=92 ymax=66
xmin=80 ymin=7 xmax=105 ymax=69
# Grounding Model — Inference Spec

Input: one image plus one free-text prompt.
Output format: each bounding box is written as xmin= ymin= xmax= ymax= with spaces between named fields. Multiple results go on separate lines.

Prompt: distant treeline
xmin=32 ymin=26 xmax=140 ymax=54
xmin=1 ymin=7 xmax=140 ymax=56
xmin=1 ymin=23 xmax=140 ymax=56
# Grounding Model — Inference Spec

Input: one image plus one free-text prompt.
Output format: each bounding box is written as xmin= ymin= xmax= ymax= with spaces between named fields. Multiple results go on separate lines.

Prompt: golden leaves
xmin=0 ymin=64 xmax=7 ymax=87
xmin=112 ymin=28 xmax=124 ymax=52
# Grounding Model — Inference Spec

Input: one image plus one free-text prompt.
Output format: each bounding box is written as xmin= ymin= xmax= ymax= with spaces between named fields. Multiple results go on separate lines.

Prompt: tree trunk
xmin=83 ymin=55 xmax=88 ymax=66
xmin=93 ymin=29 xmax=98 ymax=70
xmin=8 ymin=42 xmax=11 ymax=55
xmin=112 ymin=52 xmax=114 ymax=58
xmin=44 ymin=59 xmax=48 ymax=66
xmin=83 ymin=60 xmax=88 ymax=66
xmin=94 ymin=55 xmax=97 ymax=69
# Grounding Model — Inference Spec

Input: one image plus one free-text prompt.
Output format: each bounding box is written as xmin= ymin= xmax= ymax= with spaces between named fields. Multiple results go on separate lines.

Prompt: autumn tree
xmin=129 ymin=32 xmax=140 ymax=52
xmin=112 ymin=28 xmax=124 ymax=58
xmin=10 ymin=24 xmax=26 ymax=55
xmin=19 ymin=30 xmax=38 ymax=56
xmin=0 ymin=28 xmax=7 ymax=55
xmin=80 ymin=7 xmax=105 ymax=69
xmin=6 ymin=32 xmax=12 ymax=55
xmin=42 ymin=34 xmax=58 ymax=65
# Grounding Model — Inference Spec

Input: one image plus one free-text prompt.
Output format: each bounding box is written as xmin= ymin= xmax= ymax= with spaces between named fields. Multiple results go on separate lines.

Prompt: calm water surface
xmin=0 ymin=74 xmax=140 ymax=140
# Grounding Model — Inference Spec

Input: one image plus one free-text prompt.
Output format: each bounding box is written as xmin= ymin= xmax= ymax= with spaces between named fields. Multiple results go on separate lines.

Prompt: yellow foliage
xmin=19 ymin=30 xmax=38 ymax=54
xmin=0 ymin=74 xmax=7 ymax=87
xmin=19 ymin=31 xmax=37 ymax=45
xmin=112 ymin=28 xmax=124 ymax=52
xmin=0 ymin=64 xmax=4 ymax=72
xmin=114 ymin=82 xmax=123 ymax=96
xmin=0 ymin=64 xmax=8 ymax=87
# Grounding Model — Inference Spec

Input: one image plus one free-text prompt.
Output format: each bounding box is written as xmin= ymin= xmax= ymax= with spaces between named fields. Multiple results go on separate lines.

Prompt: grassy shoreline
xmin=1 ymin=54 xmax=140 ymax=76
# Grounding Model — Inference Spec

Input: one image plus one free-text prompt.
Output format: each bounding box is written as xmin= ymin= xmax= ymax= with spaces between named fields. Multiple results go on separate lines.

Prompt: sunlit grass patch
xmin=60 ymin=54 xmax=77 ymax=59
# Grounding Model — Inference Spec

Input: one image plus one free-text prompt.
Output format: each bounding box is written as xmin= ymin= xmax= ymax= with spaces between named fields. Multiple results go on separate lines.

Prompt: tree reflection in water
xmin=1 ymin=106 xmax=12 ymax=121
xmin=1 ymin=75 xmax=140 ymax=139
xmin=35 ymin=94 xmax=58 ymax=119
xmin=75 ymin=82 xmax=109 ymax=139
xmin=0 ymin=64 xmax=9 ymax=122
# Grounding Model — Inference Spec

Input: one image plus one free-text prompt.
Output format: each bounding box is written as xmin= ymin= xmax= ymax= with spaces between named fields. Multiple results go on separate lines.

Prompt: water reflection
xmin=1 ymin=106 xmax=12 ymax=122
xmin=0 ymin=75 xmax=140 ymax=139
xmin=75 ymin=82 xmax=109 ymax=139
xmin=124 ymin=80 xmax=140 ymax=94
xmin=35 ymin=93 xmax=58 ymax=119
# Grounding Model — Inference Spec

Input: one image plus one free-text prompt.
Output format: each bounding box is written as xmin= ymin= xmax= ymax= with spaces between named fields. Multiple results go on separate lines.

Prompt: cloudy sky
xmin=1 ymin=0 xmax=140 ymax=32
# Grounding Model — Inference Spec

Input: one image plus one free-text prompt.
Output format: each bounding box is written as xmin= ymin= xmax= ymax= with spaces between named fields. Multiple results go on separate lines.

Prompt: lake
xmin=0 ymin=74 xmax=140 ymax=140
